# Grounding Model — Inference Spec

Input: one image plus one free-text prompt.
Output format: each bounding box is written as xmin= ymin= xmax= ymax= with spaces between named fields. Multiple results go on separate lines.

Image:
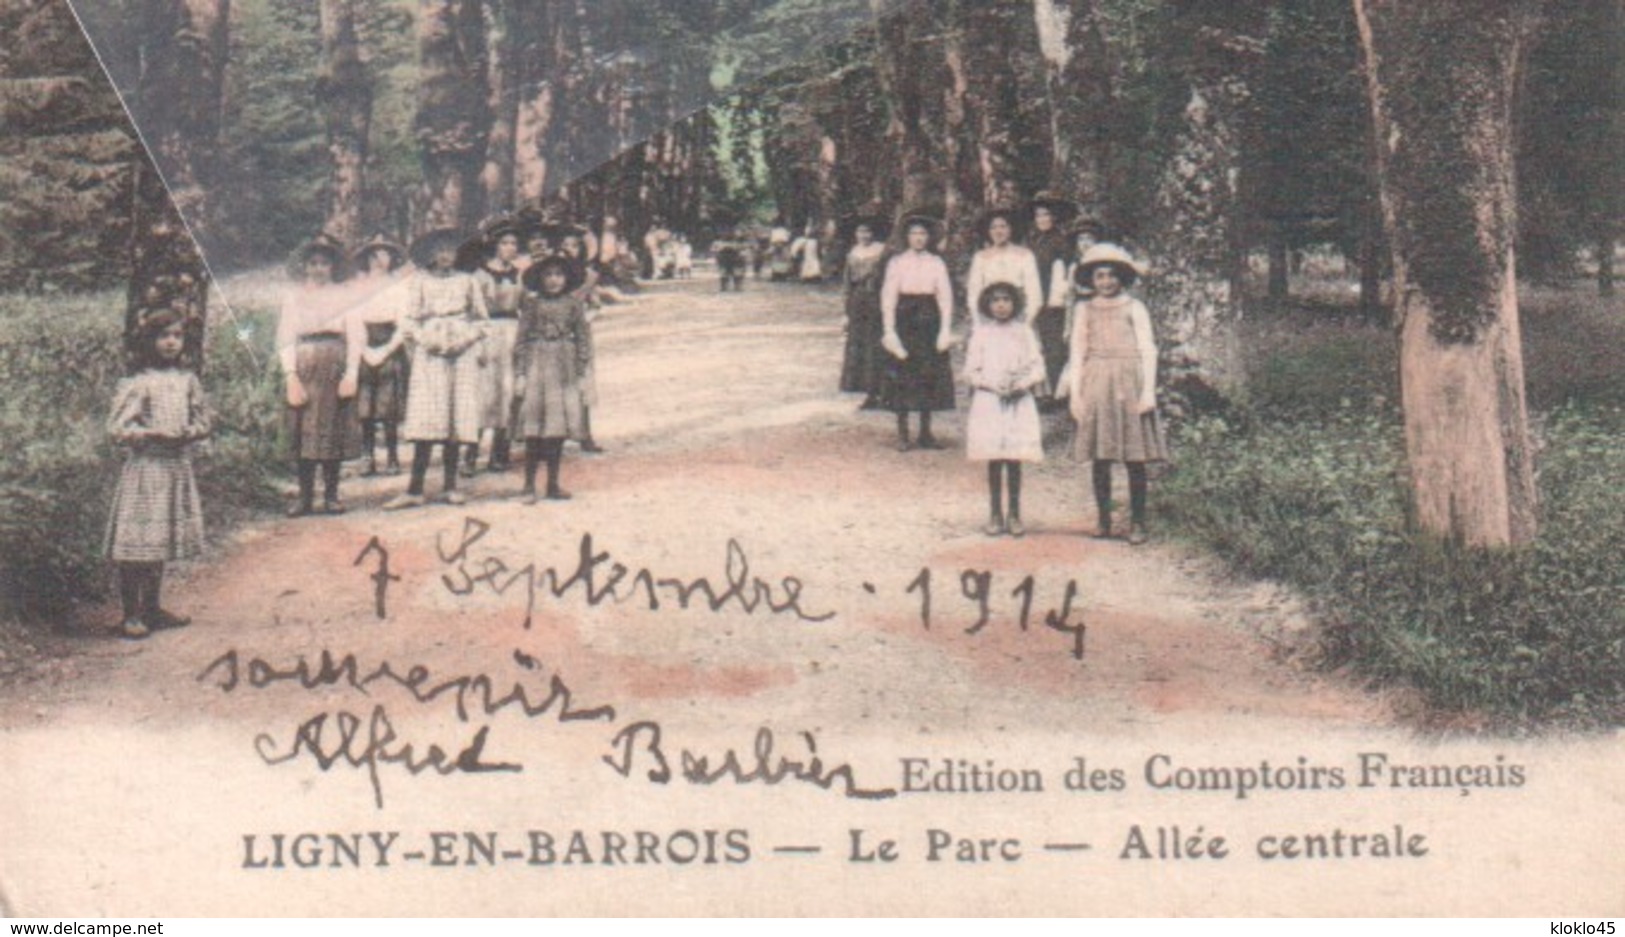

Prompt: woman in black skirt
xmin=838 ymin=213 xmax=890 ymax=409
xmin=878 ymin=214 xmax=956 ymax=451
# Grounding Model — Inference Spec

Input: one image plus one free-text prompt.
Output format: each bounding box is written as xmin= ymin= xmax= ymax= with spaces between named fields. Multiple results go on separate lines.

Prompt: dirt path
xmin=1 ymin=275 xmax=1391 ymax=734
xmin=3 ymin=277 xmax=1617 ymax=921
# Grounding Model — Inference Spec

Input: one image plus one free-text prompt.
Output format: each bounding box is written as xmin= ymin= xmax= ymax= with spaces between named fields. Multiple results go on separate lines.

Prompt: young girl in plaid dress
xmin=105 ymin=309 xmax=211 ymax=639
xmin=382 ymin=229 xmax=490 ymax=509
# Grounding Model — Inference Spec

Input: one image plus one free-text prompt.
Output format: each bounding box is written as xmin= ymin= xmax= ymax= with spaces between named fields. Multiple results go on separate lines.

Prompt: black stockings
xmin=987 ymin=460 xmax=1023 ymax=520
xmin=1092 ymin=460 xmax=1148 ymax=529
xmin=295 ymin=459 xmax=341 ymax=508
xmin=408 ymin=441 xmax=461 ymax=495
xmin=117 ymin=561 xmax=164 ymax=621
xmin=894 ymin=410 xmax=935 ymax=443
xmin=522 ymin=438 xmax=565 ymax=493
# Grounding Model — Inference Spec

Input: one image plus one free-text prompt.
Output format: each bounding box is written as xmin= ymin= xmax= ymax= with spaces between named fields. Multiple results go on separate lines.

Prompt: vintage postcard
xmin=1 ymin=0 xmax=1621 ymax=918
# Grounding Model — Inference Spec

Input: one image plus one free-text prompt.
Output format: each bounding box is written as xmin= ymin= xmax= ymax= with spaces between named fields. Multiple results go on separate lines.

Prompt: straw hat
xmin=1075 ymin=243 xmax=1147 ymax=285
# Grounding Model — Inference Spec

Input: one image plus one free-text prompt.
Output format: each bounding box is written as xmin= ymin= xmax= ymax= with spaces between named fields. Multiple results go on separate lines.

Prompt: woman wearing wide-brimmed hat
xmin=1027 ymin=191 xmax=1079 ymax=404
xmin=964 ymin=206 xmax=1044 ymax=339
xmin=465 ymin=214 xmax=526 ymax=474
xmin=877 ymin=212 xmax=957 ymax=450
xmin=380 ymin=227 xmax=490 ymax=509
xmin=278 ymin=233 xmax=364 ymax=516
xmin=838 ymin=212 xmax=891 ymax=409
xmin=351 ymin=232 xmax=410 ymax=476
xmin=1061 ymin=243 xmax=1166 ymax=545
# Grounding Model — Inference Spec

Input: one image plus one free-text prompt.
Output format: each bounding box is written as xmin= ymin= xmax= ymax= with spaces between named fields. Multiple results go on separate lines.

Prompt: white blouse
xmin=881 ymin=250 xmax=955 ymax=321
xmin=965 ymin=245 xmax=1044 ymax=328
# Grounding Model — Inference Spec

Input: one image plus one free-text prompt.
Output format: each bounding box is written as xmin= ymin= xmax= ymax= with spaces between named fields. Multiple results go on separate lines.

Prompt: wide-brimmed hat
xmin=976 ymin=205 xmax=1027 ymax=244
xmin=352 ymin=232 xmax=406 ymax=271
xmin=1075 ymin=242 xmax=1147 ymax=285
xmin=410 ymin=227 xmax=471 ymax=269
xmin=480 ymin=213 xmax=527 ymax=246
xmin=842 ymin=210 xmax=891 ymax=243
xmin=1028 ymin=190 xmax=1080 ymax=222
xmin=1069 ymin=215 xmax=1107 ymax=240
xmin=291 ymin=233 xmax=349 ymax=279
xmin=896 ymin=209 xmax=944 ymax=246
xmin=521 ymin=252 xmax=583 ymax=293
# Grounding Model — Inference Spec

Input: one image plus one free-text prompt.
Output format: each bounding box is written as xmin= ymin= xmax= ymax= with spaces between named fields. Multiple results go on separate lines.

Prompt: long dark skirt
xmin=878 ymin=294 xmax=956 ymax=413
xmin=839 ymin=284 xmax=883 ymax=394
xmin=285 ymin=335 xmax=360 ymax=461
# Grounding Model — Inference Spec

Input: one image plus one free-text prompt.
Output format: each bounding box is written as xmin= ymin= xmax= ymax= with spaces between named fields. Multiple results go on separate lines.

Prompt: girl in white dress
xmin=964 ymin=283 xmax=1046 ymax=537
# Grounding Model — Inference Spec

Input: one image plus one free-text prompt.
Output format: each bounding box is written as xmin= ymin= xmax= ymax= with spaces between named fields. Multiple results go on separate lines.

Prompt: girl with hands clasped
xmin=105 ymin=309 xmax=211 ymax=639
xmin=878 ymin=214 xmax=957 ymax=451
xmin=964 ymin=282 xmax=1046 ymax=537
xmin=1063 ymin=244 xmax=1166 ymax=545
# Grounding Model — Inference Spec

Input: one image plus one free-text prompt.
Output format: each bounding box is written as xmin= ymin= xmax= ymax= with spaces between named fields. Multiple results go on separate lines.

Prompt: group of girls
xmin=277 ymin=216 xmax=602 ymax=515
xmin=102 ymin=215 xmax=606 ymax=638
xmin=838 ymin=193 xmax=1166 ymax=544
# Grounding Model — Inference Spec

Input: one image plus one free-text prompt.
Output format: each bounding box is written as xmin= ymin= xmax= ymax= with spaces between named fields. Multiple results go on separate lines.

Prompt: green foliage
xmin=0 ymin=289 xmax=280 ymax=623
xmin=1162 ymin=303 xmax=1625 ymax=727
xmin=0 ymin=0 xmax=137 ymax=290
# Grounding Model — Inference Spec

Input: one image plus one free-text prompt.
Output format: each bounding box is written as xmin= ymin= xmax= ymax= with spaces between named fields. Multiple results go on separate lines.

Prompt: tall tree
xmin=0 ymin=0 xmax=136 ymax=291
xmin=414 ymin=0 xmax=489 ymax=233
xmin=1354 ymin=0 xmax=1540 ymax=547
xmin=1036 ymin=0 xmax=1115 ymax=217
xmin=476 ymin=0 xmax=515 ymax=218
xmin=317 ymin=0 xmax=372 ymax=246
xmin=127 ymin=0 xmax=229 ymax=369
xmin=510 ymin=0 xmax=555 ymax=205
xmin=1141 ymin=3 xmax=1264 ymax=405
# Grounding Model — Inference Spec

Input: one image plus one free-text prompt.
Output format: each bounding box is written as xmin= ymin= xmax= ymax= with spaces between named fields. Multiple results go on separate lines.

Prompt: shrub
xmin=1162 ymin=302 xmax=1625 ymax=727
xmin=0 ymin=289 xmax=282 ymax=623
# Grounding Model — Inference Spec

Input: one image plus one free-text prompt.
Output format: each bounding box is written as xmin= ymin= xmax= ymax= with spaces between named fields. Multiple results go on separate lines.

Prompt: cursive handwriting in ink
xmin=254 ymin=705 xmax=520 ymax=809
xmin=603 ymin=721 xmax=897 ymax=801
xmin=353 ymin=536 xmax=401 ymax=620
xmin=198 ymin=648 xmax=617 ymax=725
xmin=437 ymin=516 xmax=836 ymax=630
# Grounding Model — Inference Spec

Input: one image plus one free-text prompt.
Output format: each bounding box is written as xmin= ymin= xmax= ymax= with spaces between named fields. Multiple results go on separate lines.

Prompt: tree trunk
xmin=318 ymin=0 xmax=371 ymax=247
xmin=954 ymin=0 xmax=1037 ymax=210
xmin=1354 ymin=0 xmax=1539 ymax=547
xmin=1144 ymin=68 xmax=1254 ymax=405
xmin=415 ymin=0 xmax=489 ymax=233
xmin=510 ymin=1 xmax=554 ymax=206
xmin=477 ymin=0 xmax=515 ymax=218
xmin=1039 ymin=0 xmax=1113 ymax=216
xmin=126 ymin=0 xmax=229 ymax=372
xmin=871 ymin=0 xmax=937 ymax=210
xmin=1599 ymin=233 xmax=1615 ymax=296
xmin=1267 ymin=231 xmax=1289 ymax=303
